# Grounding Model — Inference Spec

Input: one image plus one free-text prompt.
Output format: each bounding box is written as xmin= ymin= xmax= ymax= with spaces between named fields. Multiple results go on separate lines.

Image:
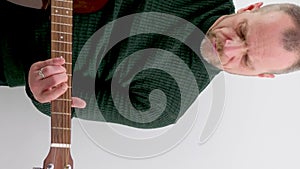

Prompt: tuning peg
xmin=44 ymin=164 xmax=54 ymax=169
xmin=32 ymin=163 xmax=55 ymax=169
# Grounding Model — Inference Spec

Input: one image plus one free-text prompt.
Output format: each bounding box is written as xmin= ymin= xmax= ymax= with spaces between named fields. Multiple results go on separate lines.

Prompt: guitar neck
xmin=40 ymin=0 xmax=74 ymax=169
xmin=50 ymin=0 xmax=73 ymax=145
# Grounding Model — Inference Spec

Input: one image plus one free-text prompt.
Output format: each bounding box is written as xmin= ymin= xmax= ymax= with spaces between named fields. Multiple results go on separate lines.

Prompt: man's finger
xmin=32 ymin=57 xmax=65 ymax=71
xmin=71 ymin=97 xmax=86 ymax=109
xmin=36 ymin=65 xmax=67 ymax=80
xmin=40 ymin=73 xmax=68 ymax=91
xmin=39 ymin=83 xmax=68 ymax=103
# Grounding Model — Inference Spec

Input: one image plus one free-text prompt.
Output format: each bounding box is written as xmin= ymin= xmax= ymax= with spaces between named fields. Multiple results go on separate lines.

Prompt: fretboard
xmin=50 ymin=0 xmax=73 ymax=145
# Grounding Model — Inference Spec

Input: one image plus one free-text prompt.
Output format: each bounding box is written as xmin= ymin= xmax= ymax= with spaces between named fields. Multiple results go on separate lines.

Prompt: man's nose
xmin=223 ymin=39 xmax=247 ymax=61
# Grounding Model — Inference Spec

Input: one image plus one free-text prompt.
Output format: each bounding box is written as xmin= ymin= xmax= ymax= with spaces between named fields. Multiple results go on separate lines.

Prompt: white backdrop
xmin=1 ymin=0 xmax=300 ymax=169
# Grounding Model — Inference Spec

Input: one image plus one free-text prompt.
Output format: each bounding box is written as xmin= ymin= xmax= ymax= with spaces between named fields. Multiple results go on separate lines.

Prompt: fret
xmin=51 ymin=30 xmax=72 ymax=35
xmin=52 ymin=40 xmax=72 ymax=44
xmin=52 ymin=127 xmax=71 ymax=130
xmin=52 ymin=13 xmax=73 ymax=18
xmin=52 ymin=108 xmax=71 ymax=115
xmin=65 ymin=62 xmax=72 ymax=65
xmin=51 ymin=124 xmax=71 ymax=129
xmin=51 ymin=21 xmax=73 ymax=27
xmin=52 ymin=6 xmax=73 ymax=11
xmin=52 ymin=112 xmax=71 ymax=116
xmin=51 ymin=51 xmax=72 ymax=57
xmin=55 ymin=0 xmax=73 ymax=3
xmin=51 ymin=50 xmax=72 ymax=54
xmin=56 ymin=51 xmax=71 ymax=55
xmin=56 ymin=98 xmax=72 ymax=102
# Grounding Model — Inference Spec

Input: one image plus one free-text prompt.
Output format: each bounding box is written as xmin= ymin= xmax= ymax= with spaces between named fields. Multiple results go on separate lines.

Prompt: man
xmin=200 ymin=2 xmax=300 ymax=76
xmin=3 ymin=0 xmax=300 ymax=128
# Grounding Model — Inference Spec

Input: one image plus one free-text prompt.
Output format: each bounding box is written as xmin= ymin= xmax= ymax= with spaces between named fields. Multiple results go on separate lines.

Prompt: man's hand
xmin=28 ymin=57 xmax=86 ymax=108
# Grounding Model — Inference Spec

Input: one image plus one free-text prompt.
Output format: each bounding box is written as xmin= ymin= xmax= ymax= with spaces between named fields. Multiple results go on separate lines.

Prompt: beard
xmin=200 ymin=32 xmax=223 ymax=69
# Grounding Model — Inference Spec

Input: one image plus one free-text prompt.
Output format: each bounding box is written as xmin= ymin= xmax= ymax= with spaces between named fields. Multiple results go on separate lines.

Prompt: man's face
xmin=200 ymin=5 xmax=297 ymax=77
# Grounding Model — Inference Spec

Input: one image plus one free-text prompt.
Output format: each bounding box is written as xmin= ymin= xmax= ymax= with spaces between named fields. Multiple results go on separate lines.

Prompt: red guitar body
xmin=42 ymin=0 xmax=109 ymax=13
xmin=74 ymin=0 xmax=109 ymax=13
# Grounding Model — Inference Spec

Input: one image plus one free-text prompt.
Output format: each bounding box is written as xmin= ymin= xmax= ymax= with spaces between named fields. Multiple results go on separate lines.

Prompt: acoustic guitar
xmin=33 ymin=0 xmax=108 ymax=169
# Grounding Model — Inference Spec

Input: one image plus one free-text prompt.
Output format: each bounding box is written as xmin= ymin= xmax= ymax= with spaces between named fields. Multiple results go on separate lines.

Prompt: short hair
xmin=259 ymin=3 xmax=300 ymax=74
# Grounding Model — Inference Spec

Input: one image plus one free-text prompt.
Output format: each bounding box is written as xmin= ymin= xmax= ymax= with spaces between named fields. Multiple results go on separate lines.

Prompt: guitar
xmin=33 ymin=0 xmax=108 ymax=169
xmin=37 ymin=0 xmax=74 ymax=169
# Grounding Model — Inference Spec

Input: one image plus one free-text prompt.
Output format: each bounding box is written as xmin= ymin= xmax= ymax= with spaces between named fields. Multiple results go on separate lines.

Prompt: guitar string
xmin=62 ymin=1 xmax=69 ymax=165
xmin=65 ymin=0 xmax=72 ymax=166
xmin=67 ymin=0 xmax=72 ymax=165
xmin=51 ymin=1 xmax=59 ymax=167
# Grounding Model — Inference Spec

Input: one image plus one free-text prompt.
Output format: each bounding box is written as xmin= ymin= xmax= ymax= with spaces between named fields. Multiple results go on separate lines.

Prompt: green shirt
xmin=2 ymin=0 xmax=235 ymax=128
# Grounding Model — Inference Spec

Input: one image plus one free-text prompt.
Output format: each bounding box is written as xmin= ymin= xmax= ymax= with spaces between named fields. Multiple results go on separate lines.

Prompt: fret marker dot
xmin=60 ymin=36 xmax=64 ymax=39
xmin=66 ymin=11 xmax=69 ymax=14
xmin=55 ymin=10 xmax=58 ymax=13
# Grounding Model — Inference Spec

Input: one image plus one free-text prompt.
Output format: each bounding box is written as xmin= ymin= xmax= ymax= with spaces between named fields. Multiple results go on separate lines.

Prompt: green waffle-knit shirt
xmin=1 ymin=0 xmax=235 ymax=128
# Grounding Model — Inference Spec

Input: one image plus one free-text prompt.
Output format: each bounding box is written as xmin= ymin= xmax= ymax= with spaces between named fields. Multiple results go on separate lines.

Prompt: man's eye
xmin=244 ymin=54 xmax=248 ymax=65
xmin=239 ymin=28 xmax=246 ymax=40
xmin=239 ymin=30 xmax=245 ymax=40
xmin=243 ymin=54 xmax=251 ymax=67
xmin=238 ymin=23 xmax=247 ymax=40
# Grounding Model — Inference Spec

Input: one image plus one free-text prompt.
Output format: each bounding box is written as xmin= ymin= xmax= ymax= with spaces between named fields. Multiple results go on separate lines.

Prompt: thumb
xmin=71 ymin=97 xmax=86 ymax=108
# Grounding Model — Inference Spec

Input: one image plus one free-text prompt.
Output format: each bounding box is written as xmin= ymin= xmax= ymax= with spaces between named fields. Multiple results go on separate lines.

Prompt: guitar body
xmin=42 ymin=0 xmax=108 ymax=13
xmin=74 ymin=0 xmax=109 ymax=13
xmin=43 ymin=148 xmax=73 ymax=169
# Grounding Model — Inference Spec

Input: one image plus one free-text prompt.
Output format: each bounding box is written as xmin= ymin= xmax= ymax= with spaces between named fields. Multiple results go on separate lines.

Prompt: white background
xmin=1 ymin=0 xmax=300 ymax=169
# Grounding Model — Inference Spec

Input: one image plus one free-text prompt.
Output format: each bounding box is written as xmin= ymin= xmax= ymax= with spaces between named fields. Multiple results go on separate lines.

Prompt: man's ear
xmin=237 ymin=2 xmax=264 ymax=13
xmin=257 ymin=73 xmax=275 ymax=78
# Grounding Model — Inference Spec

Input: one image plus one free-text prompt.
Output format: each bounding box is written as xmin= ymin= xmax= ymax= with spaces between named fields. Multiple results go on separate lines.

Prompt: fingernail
xmin=54 ymin=57 xmax=65 ymax=61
